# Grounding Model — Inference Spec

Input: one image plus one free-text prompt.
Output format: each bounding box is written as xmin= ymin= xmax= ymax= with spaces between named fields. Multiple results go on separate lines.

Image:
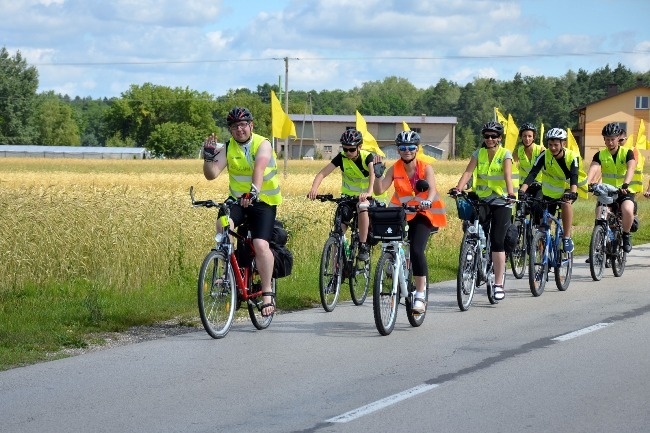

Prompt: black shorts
xmin=229 ymin=200 xmax=277 ymax=242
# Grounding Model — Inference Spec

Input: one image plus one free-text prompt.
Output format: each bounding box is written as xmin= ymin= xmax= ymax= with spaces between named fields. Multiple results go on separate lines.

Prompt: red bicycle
xmin=190 ymin=187 xmax=276 ymax=339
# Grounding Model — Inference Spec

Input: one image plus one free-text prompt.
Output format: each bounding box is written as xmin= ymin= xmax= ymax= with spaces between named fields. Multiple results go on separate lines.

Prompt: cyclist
xmin=201 ymin=107 xmax=281 ymax=317
xmin=519 ymin=127 xmax=584 ymax=254
xmin=308 ymin=129 xmax=378 ymax=261
xmin=513 ymin=122 xmax=545 ymax=204
xmin=451 ymin=121 xmax=516 ymax=301
xmin=373 ymin=130 xmax=447 ymax=313
xmin=586 ymin=122 xmax=638 ymax=253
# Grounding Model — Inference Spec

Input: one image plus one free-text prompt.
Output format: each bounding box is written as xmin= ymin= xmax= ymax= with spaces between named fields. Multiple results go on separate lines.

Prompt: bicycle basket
xmin=456 ymin=197 xmax=476 ymax=221
xmin=369 ymin=206 xmax=407 ymax=241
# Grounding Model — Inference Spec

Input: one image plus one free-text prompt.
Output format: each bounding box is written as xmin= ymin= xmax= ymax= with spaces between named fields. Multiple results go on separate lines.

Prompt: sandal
xmin=260 ymin=292 xmax=276 ymax=317
xmin=494 ymin=284 xmax=505 ymax=301
xmin=412 ymin=297 xmax=426 ymax=314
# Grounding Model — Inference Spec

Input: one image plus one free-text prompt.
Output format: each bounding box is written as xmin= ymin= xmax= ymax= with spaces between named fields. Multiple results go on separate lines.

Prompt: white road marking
xmin=326 ymin=383 xmax=438 ymax=423
xmin=552 ymin=322 xmax=612 ymax=341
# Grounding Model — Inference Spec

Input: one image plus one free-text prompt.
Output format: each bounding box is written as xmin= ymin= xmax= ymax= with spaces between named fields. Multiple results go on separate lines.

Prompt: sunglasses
xmin=398 ymin=145 xmax=418 ymax=152
xmin=483 ymin=134 xmax=499 ymax=139
xmin=342 ymin=147 xmax=358 ymax=153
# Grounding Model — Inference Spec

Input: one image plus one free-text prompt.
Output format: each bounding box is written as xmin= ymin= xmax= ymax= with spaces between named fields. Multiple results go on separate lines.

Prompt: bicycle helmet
xmin=226 ymin=107 xmax=254 ymax=126
xmin=481 ymin=121 xmax=503 ymax=136
xmin=602 ymin=122 xmax=622 ymax=137
xmin=340 ymin=129 xmax=363 ymax=146
xmin=545 ymin=127 xmax=567 ymax=141
xmin=519 ymin=122 xmax=537 ymax=136
xmin=395 ymin=130 xmax=421 ymax=145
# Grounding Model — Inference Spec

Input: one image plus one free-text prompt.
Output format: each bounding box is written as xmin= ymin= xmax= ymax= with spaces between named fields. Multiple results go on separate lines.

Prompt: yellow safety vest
xmin=474 ymin=146 xmax=509 ymax=199
xmin=599 ymin=146 xmax=640 ymax=193
xmin=227 ymin=133 xmax=282 ymax=205
xmin=517 ymin=144 xmax=544 ymax=182
xmin=541 ymin=148 xmax=588 ymax=199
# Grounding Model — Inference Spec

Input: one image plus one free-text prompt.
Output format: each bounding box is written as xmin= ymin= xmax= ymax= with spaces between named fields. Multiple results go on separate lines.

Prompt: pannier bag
xmin=368 ymin=206 xmax=407 ymax=242
xmin=271 ymin=219 xmax=293 ymax=278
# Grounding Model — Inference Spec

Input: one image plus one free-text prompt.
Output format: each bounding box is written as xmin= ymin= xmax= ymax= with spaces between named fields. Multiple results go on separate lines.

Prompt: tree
xmin=0 ymin=47 xmax=39 ymax=144
xmin=416 ymin=78 xmax=461 ymax=117
xmin=147 ymin=121 xmax=205 ymax=158
xmin=35 ymin=92 xmax=80 ymax=145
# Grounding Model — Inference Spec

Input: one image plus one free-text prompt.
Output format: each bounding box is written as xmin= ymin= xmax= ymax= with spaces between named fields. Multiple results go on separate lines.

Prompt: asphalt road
xmin=2 ymin=245 xmax=650 ymax=433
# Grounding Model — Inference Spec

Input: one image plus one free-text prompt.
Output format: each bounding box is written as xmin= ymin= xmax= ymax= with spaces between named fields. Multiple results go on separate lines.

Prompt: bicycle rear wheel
xmin=198 ymin=250 xmax=236 ymax=339
xmin=509 ymin=220 xmax=527 ymax=279
xmin=373 ymin=251 xmax=399 ymax=336
xmin=247 ymin=268 xmax=276 ymax=329
xmin=349 ymin=244 xmax=371 ymax=306
xmin=611 ymin=231 xmax=626 ymax=277
xmin=319 ymin=236 xmax=342 ymax=312
xmin=588 ymin=225 xmax=606 ymax=281
xmin=554 ymin=245 xmax=573 ymax=291
xmin=529 ymin=231 xmax=548 ymax=297
xmin=456 ymin=237 xmax=477 ymax=311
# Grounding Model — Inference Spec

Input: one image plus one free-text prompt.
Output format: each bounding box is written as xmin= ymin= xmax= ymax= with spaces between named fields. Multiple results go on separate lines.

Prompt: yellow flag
xmin=270 ymin=90 xmax=297 ymax=139
xmin=402 ymin=121 xmax=410 ymax=131
xmin=494 ymin=107 xmax=507 ymax=128
xmin=356 ymin=111 xmax=385 ymax=157
xmin=504 ymin=113 xmax=518 ymax=152
xmin=539 ymin=123 xmax=545 ymax=147
xmin=566 ymin=128 xmax=580 ymax=153
xmin=636 ymin=119 xmax=647 ymax=150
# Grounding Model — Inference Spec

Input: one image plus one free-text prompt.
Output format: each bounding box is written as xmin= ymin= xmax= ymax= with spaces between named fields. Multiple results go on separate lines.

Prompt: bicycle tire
xmin=373 ymin=251 xmax=399 ymax=336
xmin=319 ymin=235 xmax=342 ymax=312
xmin=611 ymin=230 xmax=627 ymax=277
xmin=247 ymin=268 xmax=276 ymax=329
xmin=509 ymin=219 xmax=527 ymax=279
xmin=486 ymin=262 xmax=498 ymax=305
xmin=529 ymin=231 xmax=548 ymax=297
xmin=456 ymin=235 xmax=477 ymax=311
xmin=406 ymin=276 xmax=427 ymax=327
xmin=588 ymin=225 xmax=606 ymax=281
xmin=349 ymin=243 xmax=371 ymax=306
xmin=554 ymin=245 xmax=573 ymax=291
xmin=197 ymin=250 xmax=236 ymax=339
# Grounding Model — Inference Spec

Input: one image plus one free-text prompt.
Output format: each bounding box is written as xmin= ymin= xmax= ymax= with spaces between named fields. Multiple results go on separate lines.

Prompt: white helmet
xmin=545 ymin=127 xmax=567 ymax=141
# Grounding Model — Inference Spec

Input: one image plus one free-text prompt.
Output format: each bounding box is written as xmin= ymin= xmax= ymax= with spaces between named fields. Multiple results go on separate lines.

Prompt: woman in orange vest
xmin=373 ymin=131 xmax=447 ymax=314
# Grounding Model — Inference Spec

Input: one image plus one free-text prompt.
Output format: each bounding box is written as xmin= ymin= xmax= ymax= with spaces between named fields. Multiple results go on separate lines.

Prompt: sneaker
xmin=563 ymin=237 xmax=574 ymax=253
xmin=357 ymin=243 xmax=370 ymax=261
xmin=412 ymin=297 xmax=426 ymax=314
xmin=623 ymin=234 xmax=632 ymax=253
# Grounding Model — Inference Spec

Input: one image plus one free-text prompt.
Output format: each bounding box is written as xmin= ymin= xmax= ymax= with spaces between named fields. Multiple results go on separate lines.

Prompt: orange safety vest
xmin=390 ymin=159 xmax=447 ymax=228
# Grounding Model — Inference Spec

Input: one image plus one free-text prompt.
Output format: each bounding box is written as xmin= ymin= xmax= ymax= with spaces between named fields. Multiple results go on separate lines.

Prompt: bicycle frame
xmin=380 ymin=239 xmax=411 ymax=300
xmin=536 ymin=202 xmax=564 ymax=269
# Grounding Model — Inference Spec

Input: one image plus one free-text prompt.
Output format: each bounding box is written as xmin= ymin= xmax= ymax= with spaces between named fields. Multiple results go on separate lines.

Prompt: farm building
xmin=0 ymin=145 xmax=151 ymax=160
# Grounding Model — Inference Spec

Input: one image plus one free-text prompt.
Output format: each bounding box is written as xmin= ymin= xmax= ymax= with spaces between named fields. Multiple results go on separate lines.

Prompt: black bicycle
xmin=509 ymin=195 xmax=534 ymax=279
xmin=315 ymin=195 xmax=373 ymax=312
xmin=588 ymin=183 xmax=627 ymax=280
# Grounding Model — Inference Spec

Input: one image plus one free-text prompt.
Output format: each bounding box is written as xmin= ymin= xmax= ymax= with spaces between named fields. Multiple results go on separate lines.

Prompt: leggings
xmin=487 ymin=205 xmax=511 ymax=253
xmin=407 ymin=213 xmax=434 ymax=277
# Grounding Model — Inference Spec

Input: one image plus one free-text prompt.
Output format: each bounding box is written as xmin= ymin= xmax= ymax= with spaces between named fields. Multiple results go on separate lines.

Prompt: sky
xmin=2 ymin=0 xmax=650 ymax=100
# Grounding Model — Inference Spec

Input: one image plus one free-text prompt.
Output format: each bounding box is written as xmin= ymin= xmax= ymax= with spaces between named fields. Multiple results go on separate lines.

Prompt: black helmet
xmin=395 ymin=130 xmax=421 ymax=145
xmin=340 ymin=129 xmax=363 ymax=146
xmin=545 ymin=127 xmax=567 ymax=141
xmin=602 ymin=122 xmax=622 ymax=137
xmin=519 ymin=122 xmax=537 ymax=136
xmin=481 ymin=121 xmax=504 ymax=136
xmin=226 ymin=107 xmax=253 ymax=126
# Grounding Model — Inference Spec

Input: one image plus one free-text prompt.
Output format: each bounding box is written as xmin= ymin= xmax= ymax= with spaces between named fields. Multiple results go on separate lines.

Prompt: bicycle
xmin=315 ymin=194 xmax=373 ymax=312
xmin=450 ymin=190 xmax=500 ymax=311
xmin=526 ymin=196 xmax=573 ymax=296
xmin=509 ymin=193 xmax=535 ymax=279
xmin=588 ymin=183 xmax=627 ymax=280
xmin=370 ymin=203 xmax=430 ymax=336
xmin=190 ymin=187 xmax=276 ymax=339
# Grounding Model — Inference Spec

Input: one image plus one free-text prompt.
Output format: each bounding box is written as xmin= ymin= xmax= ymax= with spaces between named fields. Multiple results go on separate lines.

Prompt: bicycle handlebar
xmin=189 ymin=186 xmax=236 ymax=210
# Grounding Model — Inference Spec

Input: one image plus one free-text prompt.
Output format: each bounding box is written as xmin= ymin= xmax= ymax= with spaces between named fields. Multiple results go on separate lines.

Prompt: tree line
xmin=1 ymin=46 xmax=649 ymax=158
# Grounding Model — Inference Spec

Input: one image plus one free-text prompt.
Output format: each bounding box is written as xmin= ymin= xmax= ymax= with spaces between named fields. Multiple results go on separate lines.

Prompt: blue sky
xmin=1 ymin=0 xmax=649 ymax=99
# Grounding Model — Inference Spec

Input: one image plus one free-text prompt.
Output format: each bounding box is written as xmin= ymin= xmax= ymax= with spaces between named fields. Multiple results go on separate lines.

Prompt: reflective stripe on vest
xmin=474 ymin=146 xmax=508 ymax=198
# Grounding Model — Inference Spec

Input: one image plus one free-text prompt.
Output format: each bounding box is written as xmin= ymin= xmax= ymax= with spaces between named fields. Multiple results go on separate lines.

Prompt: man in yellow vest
xmin=519 ymin=128 xmax=583 ymax=253
xmin=308 ymin=129 xmax=379 ymax=261
xmin=587 ymin=122 xmax=637 ymax=253
xmin=201 ymin=107 xmax=281 ymax=317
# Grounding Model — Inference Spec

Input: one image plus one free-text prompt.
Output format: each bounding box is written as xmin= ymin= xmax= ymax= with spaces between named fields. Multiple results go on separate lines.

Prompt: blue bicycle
xmin=526 ymin=196 xmax=573 ymax=296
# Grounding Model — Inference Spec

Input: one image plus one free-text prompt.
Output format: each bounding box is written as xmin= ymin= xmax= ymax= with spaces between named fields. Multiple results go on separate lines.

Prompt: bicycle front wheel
xmin=554 ymin=244 xmax=573 ymax=291
xmin=349 ymin=245 xmax=371 ymax=306
xmin=373 ymin=251 xmax=399 ymax=336
xmin=611 ymin=231 xmax=627 ymax=277
xmin=457 ymin=238 xmax=477 ymax=311
xmin=248 ymin=268 xmax=276 ymax=330
xmin=198 ymin=250 xmax=236 ymax=339
xmin=319 ymin=236 xmax=342 ymax=312
xmin=528 ymin=231 xmax=548 ymax=297
xmin=588 ymin=225 xmax=606 ymax=281
xmin=509 ymin=220 xmax=527 ymax=279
